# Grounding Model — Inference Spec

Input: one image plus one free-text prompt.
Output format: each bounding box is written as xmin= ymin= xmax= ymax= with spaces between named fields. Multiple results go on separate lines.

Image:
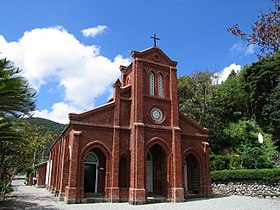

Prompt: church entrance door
xmin=146 ymin=144 xmax=166 ymax=196
xmin=184 ymin=154 xmax=199 ymax=194
xmin=84 ymin=152 xmax=98 ymax=193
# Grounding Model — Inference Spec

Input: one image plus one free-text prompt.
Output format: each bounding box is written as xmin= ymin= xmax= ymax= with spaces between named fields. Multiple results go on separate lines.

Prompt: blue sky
xmin=0 ymin=0 xmax=273 ymax=123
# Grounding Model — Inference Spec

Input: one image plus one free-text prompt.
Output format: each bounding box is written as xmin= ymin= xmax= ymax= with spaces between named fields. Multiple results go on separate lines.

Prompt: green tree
xmin=0 ymin=58 xmax=36 ymax=196
xmin=0 ymin=123 xmax=47 ymax=193
xmin=227 ymin=0 xmax=280 ymax=57
xmin=0 ymin=58 xmax=36 ymax=119
xmin=224 ymin=119 xmax=277 ymax=168
xmin=178 ymin=71 xmax=214 ymax=126
xmin=211 ymin=70 xmax=250 ymax=124
xmin=242 ymin=53 xmax=280 ymax=147
xmin=262 ymin=81 xmax=280 ymax=146
xmin=207 ymin=71 xmax=250 ymax=153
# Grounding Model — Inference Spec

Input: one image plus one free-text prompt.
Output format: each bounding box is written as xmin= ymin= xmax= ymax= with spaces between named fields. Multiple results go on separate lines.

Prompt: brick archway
xmin=183 ymin=149 xmax=202 ymax=195
xmin=145 ymin=138 xmax=170 ymax=197
xmin=146 ymin=137 xmax=171 ymax=155
xmin=81 ymin=141 xmax=111 ymax=162
xmin=80 ymin=141 xmax=111 ymax=198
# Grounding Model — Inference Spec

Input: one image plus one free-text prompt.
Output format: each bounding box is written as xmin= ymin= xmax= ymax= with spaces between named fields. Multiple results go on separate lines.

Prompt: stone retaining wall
xmin=212 ymin=181 xmax=280 ymax=198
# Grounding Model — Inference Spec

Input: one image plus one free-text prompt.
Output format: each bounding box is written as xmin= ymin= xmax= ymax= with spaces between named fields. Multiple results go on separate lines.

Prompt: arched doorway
xmin=84 ymin=148 xmax=106 ymax=196
xmin=146 ymin=144 xmax=166 ymax=196
xmin=184 ymin=154 xmax=200 ymax=194
xmin=84 ymin=152 xmax=98 ymax=193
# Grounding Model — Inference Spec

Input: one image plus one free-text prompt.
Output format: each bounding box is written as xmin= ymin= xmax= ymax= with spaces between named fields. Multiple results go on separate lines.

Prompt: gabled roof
xmin=68 ymin=101 xmax=115 ymax=121
xmin=179 ymin=113 xmax=209 ymax=136
xmin=131 ymin=46 xmax=177 ymax=67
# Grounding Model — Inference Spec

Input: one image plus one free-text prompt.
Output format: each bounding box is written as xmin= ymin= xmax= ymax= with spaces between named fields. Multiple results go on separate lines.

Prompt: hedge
xmin=211 ymin=168 xmax=280 ymax=182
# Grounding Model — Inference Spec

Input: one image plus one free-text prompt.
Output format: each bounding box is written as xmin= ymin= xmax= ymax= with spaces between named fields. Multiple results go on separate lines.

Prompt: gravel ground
xmin=0 ymin=179 xmax=279 ymax=210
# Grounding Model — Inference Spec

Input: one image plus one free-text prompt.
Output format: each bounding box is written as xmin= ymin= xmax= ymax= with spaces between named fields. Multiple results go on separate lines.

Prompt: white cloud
xmin=230 ymin=42 xmax=244 ymax=52
xmin=230 ymin=42 xmax=256 ymax=55
xmin=0 ymin=26 xmax=130 ymax=124
xmin=214 ymin=63 xmax=242 ymax=84
xmin=33 ymin=102 xmax=78 ymax=124
xmin=81 ymin=25 xmax=108 ymax=38
xmin=245 ymin=44 xmax=255 ymax=54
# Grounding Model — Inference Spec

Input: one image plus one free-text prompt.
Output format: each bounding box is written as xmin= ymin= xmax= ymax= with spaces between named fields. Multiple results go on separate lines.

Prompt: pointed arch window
xmin=158 ymin=73 xmax=163 ymax=97
xmin=149 ymin=72 xmax=155 ymax=95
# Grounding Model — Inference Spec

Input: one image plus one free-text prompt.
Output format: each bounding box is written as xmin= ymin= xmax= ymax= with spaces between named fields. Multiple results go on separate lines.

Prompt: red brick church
xmin=46 ymin=44 xmax=212 ymax=204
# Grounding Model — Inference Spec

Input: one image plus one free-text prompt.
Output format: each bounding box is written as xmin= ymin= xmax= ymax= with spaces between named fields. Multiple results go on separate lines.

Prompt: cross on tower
xmin=150 ymin=34 xmax=160 ymax=46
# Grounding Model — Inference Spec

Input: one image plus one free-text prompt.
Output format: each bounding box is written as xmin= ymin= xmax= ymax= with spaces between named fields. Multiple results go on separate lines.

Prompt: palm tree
xmin=0 ymin=58 xmax=36 ymax=184
xmin=0 ymin=58 xmax=36 ymax=119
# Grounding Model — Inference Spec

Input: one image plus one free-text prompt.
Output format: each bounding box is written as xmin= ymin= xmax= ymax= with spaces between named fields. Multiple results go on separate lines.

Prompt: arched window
xmin=158 ymin=73 xmax=163 ymax=97
xmin=85 ymin=152 xmax=98 ymax=164
xmin=149 ymin=72 xmax=155 ymax=95
xmin=126 ymin=76 xmax=131 ymax=85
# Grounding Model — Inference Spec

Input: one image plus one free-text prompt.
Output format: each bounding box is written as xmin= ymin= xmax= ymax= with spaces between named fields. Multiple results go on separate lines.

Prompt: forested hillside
xmin=23 ymin=117 xmax=66 ymax=161
xmin=178 ymin=0 xmax=280 ymax=169
xmin=23 ymin=117 xmax=66 ymax=137
xmin=178 ymin=53 xmax=280 ymax=169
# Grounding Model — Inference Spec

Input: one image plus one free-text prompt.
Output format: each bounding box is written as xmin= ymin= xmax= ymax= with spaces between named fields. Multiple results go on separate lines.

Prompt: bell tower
xmin=121 ymin=45 xmax=184 ymax=204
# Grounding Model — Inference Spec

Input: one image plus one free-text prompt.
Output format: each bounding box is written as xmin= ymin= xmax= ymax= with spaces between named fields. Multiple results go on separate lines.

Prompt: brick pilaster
xmin=129 ymin=122 xmax=146 ymax=205
xmin=110 ymin=80 xmax=122 ymax=202
xmin=170 ymin=67 xmax=184 ymax=202
xmin=58 ymin=136 xmax=68 ymax=200
xmin=65 ymin=130 xmax=81 ymax=204
xmin=128 ymin=58 xmax=146 ymax=204
xmin=170 ymin=127 xmax=184 ymax=202
xmin=202 ymin=141 xmax=212 ymax=196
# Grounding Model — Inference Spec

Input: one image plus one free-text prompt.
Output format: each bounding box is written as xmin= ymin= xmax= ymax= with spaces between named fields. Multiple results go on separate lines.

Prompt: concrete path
xmin=0 ymin=179 xmax=63 ymax=209
xmin=0 ymin=179 xmax=279 ymax=210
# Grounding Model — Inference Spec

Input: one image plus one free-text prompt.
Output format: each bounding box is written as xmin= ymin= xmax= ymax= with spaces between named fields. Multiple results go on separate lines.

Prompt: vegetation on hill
xmin=178 ymin=53 xmax=280 ymax=169
xmin=23 ymin=117 xmax=66 ymax=138
xmin=178 ymin=0 xmax=280 ymax=169
xmin=22 ymin=117 xmax=66 ymax=161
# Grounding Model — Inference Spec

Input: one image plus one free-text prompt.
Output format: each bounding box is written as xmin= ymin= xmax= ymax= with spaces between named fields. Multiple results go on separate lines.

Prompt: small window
xmin=149 ymin=72 xmax=155 ymax=95
xmin=158 ymin=74 xmax=163 ymax=97
xmin=126 ymin=76 xmax=131 ymax=85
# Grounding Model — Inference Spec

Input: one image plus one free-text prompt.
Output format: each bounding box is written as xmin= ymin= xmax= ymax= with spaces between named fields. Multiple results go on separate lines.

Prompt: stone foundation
xmin=212 ymin=181 xmax=280 ymax=198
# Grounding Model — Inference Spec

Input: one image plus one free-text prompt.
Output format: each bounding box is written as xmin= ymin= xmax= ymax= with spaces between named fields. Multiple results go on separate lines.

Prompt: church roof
xmin=131 ymin=46 xmax=177 ymax=67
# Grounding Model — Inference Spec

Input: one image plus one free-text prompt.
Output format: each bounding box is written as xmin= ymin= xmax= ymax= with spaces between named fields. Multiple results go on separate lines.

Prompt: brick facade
xmin=47 ymin=46 xmax=212 ymax=204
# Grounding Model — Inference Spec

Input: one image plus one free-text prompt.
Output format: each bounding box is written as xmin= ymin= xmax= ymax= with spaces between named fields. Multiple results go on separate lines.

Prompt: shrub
xmin=229 ymin=156 xmax=241 ymax=170
xmin=210 ymin=155 xmax=242 ymax=171
xmin=210 ymin=155 xmax=229 ymax=170
xmin=242 ymin=155 xmax=255 ymax=169
xmin=211 ymin=168 xmax=280 ymax=182
xmin=256 ymin=156 xmax=273 ymax=169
